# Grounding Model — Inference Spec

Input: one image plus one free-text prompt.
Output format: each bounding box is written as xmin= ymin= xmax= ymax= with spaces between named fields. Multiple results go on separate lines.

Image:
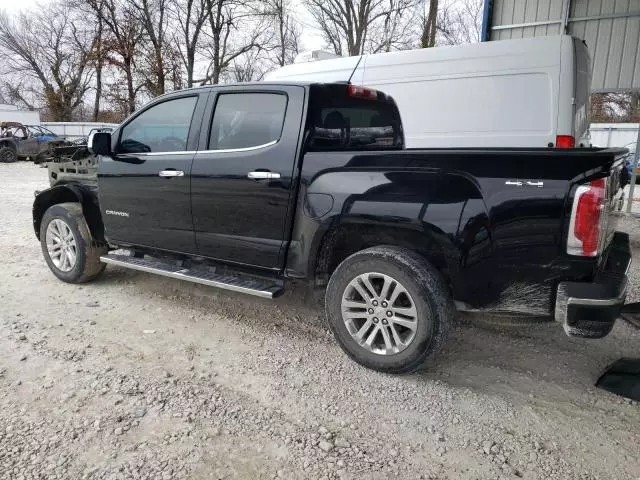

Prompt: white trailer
xmin=0 ymin=104 xmax=40 ymax=125
xmin=590 ymin=123 xmax=639 ymax=151
xmin=265 ymin=35 xmax=591 ymax=149
xmin=41 ymin=122 xmax=118 ymax=140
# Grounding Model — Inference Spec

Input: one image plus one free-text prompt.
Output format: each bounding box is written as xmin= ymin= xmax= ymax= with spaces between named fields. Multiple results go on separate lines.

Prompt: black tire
xmin=325 ymin=246 xmax=453 ymax=374
xmin=0 ymin=146 xmax=17 ymax=163
xmin=40 ymin=202 xmax=107 ymax=283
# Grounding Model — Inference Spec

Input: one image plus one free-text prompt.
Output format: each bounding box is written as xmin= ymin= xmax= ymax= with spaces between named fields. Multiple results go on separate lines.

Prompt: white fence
xmin=41 ymin=122 xmax=118 ymax=140
xmin=590 ymin=123 xmax=639 ymax=151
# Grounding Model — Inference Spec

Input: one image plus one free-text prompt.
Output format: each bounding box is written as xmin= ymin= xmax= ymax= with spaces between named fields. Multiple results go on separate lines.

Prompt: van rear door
xmin=573 ymin=38 xmax=591 ymax=146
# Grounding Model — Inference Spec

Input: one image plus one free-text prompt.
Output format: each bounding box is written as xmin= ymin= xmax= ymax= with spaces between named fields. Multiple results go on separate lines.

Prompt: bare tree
xmin=419 ymin=0 xmax=438 ymax=48
xmin=133 ymin=0 xmax=170 ymax=96
xmin=264 ymin=0 xmax=301 ymax=66
xmin=0 ymin=1 xmax=97 ymax=121
xmin=368 ymin=0 xmax=416 ymax=52
xmin=92 ymin=2 xmax=106 ymax=120
xmin=0 ymin=80 xmax=37 ymax=110
xmin=305 ymin=0 xmax=415 ymax=56
xmin=591 ymin=93 xmax=640 ymax=123
xmin=199 ymin=0 xmax=268 ymax=85
xmin=436 ymin=0 xmax=482 ymax=46
xmin=227 ymin=49 xmax=267 ymax=82
xmin=87 ymin=0 xmax=144 ymax=114
xmin=171 ymin=0 xmax=209 ymax=87
xmin=69 ymin=0 xmax=107 ymax=119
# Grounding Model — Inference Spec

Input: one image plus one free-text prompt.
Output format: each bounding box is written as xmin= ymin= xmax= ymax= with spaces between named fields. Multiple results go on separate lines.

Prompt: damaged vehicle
xmin=0 ymin=122 xmax=71 ymax=163
xmin=32 ymin=82 xmax=632 ymax=373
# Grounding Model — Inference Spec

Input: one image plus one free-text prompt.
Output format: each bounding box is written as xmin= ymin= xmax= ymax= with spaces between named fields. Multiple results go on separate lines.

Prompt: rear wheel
xmin=325 ymin=246 xmax=453 ymax=374
xmin=40 ymin=202 xmax=107 ymax=283
xmin=0 ymin=146 xmax=17 ymax=163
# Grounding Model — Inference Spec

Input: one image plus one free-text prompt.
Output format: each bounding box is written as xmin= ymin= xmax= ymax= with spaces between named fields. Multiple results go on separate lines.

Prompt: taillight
xmin=556 ymin=135 xmax=576 ymax=148
xmin=567 ymin=178 xmax=606 ymax=256
xmin=347 ymin=84 xmax=378 ymax=100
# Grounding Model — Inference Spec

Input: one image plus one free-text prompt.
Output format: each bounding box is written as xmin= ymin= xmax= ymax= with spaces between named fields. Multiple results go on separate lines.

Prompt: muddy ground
xmin=1 ymin=162 xmax=639 ymax=480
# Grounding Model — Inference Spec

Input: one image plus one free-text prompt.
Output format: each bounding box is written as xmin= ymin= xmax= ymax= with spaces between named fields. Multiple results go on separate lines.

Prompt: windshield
xmin=39 ymin=126 xmax=57 ymax=136
xmin=27 ymin=126 xmax=56 ymax=136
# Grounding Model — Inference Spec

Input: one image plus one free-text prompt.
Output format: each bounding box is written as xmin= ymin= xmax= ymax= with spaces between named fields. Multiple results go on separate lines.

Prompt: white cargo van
xmin=264 ymin=35 xmax=591 ymax=149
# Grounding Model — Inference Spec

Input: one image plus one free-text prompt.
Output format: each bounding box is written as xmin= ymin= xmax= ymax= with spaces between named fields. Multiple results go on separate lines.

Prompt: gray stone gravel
xmin=0 ymin=162 xmax=639 ymax=479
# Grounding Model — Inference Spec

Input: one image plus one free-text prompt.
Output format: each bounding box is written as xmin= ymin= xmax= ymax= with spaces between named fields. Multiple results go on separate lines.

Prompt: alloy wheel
xmin=45 ymin=219 xmax=78 ymax=272
xmin=341 ymin=272 xmax=419 ymax=355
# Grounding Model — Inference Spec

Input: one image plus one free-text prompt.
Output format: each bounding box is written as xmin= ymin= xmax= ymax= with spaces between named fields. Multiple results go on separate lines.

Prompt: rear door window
xmin=208 ymin=93 xmax=287 ymax=150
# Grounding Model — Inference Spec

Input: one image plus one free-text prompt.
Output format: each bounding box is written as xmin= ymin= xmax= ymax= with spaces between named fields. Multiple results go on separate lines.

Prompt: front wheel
xmin=40 ymin=202 xmax=107 ymax=283
xmin=325 ymin=246 xmax=453 ymax=374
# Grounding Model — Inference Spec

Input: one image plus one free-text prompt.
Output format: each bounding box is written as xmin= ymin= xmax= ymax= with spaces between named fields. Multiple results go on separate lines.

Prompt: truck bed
xmin=290 ymin=147 xmax=627 ymax=316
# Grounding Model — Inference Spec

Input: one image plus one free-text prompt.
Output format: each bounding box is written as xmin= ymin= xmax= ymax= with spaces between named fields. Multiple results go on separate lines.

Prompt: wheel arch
xmin=314 ymin=221 xmax=456 ymax=286
xmin=33 ymin=184 xmax=105 ymax=243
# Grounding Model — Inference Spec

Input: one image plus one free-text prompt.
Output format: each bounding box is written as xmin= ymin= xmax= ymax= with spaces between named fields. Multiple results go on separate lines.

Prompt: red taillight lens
xmin=568 ymin=178 xmax=606 ymax=256
xmin=347 ymin=84 xmax=378 ymax=100
xmin=556 ymin=135 xmax=576 ymax=148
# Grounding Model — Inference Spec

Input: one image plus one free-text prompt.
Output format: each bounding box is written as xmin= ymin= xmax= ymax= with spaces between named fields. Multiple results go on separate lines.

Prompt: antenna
xmin=347 ymin=55 xmax=363 ymax=85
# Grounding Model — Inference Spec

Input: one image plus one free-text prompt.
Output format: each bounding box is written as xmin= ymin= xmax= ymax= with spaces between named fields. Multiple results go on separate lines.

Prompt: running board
xmin=100 ymin=254 xmax=283 ymax=299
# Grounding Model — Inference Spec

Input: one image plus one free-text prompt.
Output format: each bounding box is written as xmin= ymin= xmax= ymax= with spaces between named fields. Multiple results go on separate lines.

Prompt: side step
xmin=100 ymin=254 xmax=283 ymax=299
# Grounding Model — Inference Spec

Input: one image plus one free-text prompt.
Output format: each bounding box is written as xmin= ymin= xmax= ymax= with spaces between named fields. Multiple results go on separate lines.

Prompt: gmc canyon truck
xmin=33 ymin=82 xmax=631 ymax=373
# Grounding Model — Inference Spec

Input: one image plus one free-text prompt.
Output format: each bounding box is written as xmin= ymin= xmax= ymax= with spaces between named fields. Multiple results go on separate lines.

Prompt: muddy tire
xmin=325 ymin=246 xmax=453 ymax=374
xmin=40 ymin=202 xmax=107 ymax=283
xmin=0 ymin=146 xmax=17 ymax=163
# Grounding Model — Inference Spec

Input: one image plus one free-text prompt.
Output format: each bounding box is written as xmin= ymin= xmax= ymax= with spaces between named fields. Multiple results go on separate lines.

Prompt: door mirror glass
xmin=88 ymin=131 xmax=112 ymax=156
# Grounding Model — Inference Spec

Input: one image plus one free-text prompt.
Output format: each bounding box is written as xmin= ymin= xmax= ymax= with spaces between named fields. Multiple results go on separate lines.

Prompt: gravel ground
xmin=1 ymin=162 xmax=639 ymax=480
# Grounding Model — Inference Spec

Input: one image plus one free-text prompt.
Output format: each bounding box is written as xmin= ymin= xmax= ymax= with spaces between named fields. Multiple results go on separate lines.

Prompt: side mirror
xmin=88 ymin=131 xmax=112 ymax=156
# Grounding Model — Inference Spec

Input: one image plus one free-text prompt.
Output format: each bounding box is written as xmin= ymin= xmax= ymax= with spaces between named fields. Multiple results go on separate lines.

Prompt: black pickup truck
xmin=33 ymin=82 xmax=631 ymax=373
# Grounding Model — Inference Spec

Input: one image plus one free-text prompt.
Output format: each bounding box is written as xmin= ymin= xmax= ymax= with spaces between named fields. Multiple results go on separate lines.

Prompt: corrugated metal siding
xmin=491 ymin=0 xmax=562 ymax=40
xmin=488 ymin=0 xmax=640 ymax=91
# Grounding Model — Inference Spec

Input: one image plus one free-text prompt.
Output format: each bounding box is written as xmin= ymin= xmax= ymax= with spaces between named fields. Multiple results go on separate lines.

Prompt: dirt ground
xmin=1 ymin=162 xmax=639 ymax=480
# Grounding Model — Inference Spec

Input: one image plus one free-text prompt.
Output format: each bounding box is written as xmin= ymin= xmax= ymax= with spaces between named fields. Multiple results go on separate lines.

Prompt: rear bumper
xmin=555 ymin=232 xmax=631 ymax=338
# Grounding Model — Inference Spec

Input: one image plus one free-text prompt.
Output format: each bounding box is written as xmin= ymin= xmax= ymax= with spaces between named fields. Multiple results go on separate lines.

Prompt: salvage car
xmin=0 ymin=121 xmax=70 ymax=163
xmin=32 ymin=82 xmax=631 ymax=373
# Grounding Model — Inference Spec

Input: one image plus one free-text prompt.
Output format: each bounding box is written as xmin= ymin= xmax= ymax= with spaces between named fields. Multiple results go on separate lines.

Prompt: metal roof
xmin=482 ymin=0 xmax=640 ymax=92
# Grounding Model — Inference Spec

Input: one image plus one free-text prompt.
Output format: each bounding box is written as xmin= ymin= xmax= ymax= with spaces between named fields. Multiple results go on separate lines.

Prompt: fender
xmin=32 ymin=183 xmax=104 ymax=242
xmin=286 ymin=168 xmax=492 ymax=302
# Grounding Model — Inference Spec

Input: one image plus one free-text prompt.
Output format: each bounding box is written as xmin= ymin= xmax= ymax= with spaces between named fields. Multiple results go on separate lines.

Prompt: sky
xmin=2 ymin=0 xmax=326 ymax=51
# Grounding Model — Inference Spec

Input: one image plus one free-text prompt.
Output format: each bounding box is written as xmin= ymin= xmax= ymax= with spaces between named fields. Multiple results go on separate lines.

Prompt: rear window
xmin=307 ymin=85 xmax=403 ymax=151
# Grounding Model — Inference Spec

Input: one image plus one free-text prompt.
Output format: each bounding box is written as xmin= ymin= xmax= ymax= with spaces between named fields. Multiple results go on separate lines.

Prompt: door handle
xmin=248 ymin=171 xmax=281 ymax=180
xmin=159 ymin=170 xmax=184 ymax=177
